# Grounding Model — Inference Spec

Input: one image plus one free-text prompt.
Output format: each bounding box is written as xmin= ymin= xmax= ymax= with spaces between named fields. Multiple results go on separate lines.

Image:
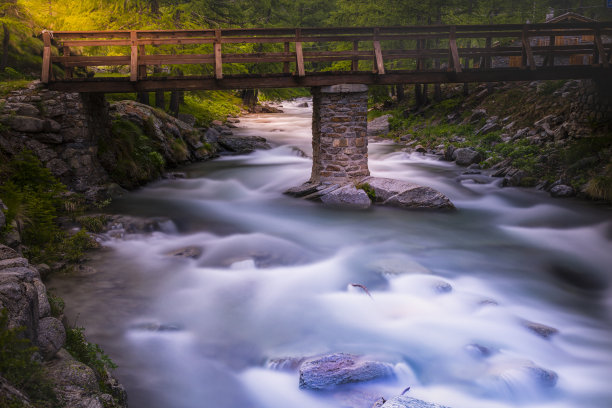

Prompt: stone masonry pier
xmin=285 ymin=83 xmax=455 ymax=210
xmin=311 ymin=84 xmax=369 ymax=182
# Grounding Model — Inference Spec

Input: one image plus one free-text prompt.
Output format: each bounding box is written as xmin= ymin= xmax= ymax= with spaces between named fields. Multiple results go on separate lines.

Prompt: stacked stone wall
xmin=311 ymin=85 xmax=369 ymax=182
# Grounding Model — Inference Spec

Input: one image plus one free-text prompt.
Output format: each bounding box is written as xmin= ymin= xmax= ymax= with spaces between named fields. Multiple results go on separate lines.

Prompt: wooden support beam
xmin=295 ymin=29 xmax=305 ymax=77
xmin=138 ymin=44 xmax=147 ymax=79
xmin=214 ymin=29 xmax=223 ymax=79
xmin=521 ymin=27 xmax=535 ymax=70
xmin=130 ymin=31 xmax=138 ymax=82
xmin=594 ymin=30 xmax=609 ymax=68
xmin=485 ymin=37 xmax=492 ymax=69
xmin=449 ymin=26 xmax=462 ymax=73
xmin=42 ymin=30 xmax=52 ymax=84
xmin=63 ymin=46 xmax=73 ymax=79
xmin=352 ymin=41 xmax=359 ymax=71
xmin=283 ymin=42 xmax=290 ymax=73
xmin=547 ymin=35 xmax=555 ymax=66
xmin=373 ymin=28 xmax=385 ymax=74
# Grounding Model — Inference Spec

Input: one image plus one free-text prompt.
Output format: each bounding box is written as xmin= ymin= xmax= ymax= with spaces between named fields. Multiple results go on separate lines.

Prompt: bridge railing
xmin=41 ymin=22 xmax=612 ymax=85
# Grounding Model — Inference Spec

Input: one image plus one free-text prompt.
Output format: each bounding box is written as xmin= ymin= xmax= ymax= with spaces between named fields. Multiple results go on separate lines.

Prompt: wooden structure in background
xmin=41 ymin=22 xmax=612 ymax=93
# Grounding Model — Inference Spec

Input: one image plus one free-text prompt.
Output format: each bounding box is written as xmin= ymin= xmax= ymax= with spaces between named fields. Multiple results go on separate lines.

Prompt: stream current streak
xmin=50 ymin=100 xmax=612 ymax=408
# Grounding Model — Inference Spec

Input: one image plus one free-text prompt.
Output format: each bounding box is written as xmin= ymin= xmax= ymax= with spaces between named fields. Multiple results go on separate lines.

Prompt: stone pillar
xmin=311 ymin=84 xmax=369 ymax=182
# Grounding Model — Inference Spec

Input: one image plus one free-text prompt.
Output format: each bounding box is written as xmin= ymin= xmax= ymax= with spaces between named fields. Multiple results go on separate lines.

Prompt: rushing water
xmin=49 ymin=99 xmax=612 ymax=408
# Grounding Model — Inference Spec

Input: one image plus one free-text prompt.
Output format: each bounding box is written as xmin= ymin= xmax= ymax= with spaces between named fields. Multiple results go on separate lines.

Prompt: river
xmin=48 ymin=99 xmax=612 ymax=408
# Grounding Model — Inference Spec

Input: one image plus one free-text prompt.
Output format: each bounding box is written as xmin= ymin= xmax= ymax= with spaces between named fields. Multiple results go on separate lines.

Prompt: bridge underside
xmin=48 ymin=66 xmax=610 ymax=93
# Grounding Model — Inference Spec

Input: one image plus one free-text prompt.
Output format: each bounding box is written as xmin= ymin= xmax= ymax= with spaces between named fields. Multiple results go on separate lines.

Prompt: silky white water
xmin=49 ymin=99 xmax=612 ymax=408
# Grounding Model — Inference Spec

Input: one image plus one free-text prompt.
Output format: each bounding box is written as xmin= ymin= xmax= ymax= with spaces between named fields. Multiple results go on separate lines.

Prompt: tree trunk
xmin=422 ymin=83 xmax=429 ymax=106
xmin=396 ymin=85 xmax=405 ymax=102
xmin=170 ymin=91 xmax=180 ymax=117
xmin=1 ymin=23 xmax=9 ymax=71
xmin=414 ymin=84 xmax=423 ymax=107
xmin=153 ymin=66 xmax=164 ymax=109
xmin=241 ymin=89 xmax=258 ymax=108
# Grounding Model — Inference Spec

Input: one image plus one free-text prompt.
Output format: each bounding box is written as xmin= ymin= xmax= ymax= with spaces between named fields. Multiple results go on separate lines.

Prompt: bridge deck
xmin=42 ymin=22 xmax=612 ymax=92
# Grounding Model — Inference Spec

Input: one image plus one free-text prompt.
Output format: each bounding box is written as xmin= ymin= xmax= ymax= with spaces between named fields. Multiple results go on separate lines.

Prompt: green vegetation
xmin=65 ymin=327 xmax=117 ymax=394
xmin=0 ymin=310 xmax=58 ymax=407
xmin=77 ymin=215 xmax=109 ymax=234
xmin=356 ymin=182 xmax=376 ymax=202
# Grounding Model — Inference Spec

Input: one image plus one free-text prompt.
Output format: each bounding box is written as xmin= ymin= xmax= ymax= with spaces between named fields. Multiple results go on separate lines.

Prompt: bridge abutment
xmin=310 ymin=84 xmax=369 ymax=182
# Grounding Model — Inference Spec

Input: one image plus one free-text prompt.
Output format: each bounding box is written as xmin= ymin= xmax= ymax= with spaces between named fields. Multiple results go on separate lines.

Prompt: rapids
xmin=48 ymin=99 xmax=612 ymax=408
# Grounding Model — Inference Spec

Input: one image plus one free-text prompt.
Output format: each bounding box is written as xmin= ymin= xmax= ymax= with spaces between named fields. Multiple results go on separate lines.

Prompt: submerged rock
xmin=218 ymin=135 xmax=271 ymax=153
xmin=319 ymin=184 xmax=372 ymax=209
xmin=166 ymin=246 xmax=203 ymax=259
xmin=298 ymin=353 xmax=394 ymax=390
xmin=381 ymin=396 xmax=451 ymax=408
xmin=522 ymin=320 xmax=559 ymax=339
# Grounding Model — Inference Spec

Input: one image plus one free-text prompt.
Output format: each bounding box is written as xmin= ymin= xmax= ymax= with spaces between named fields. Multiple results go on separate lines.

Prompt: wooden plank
xmin=295 ymin=29 xmax=305 ymax=77
xmin=63 ymin=46 xmax=73 ymax=79
xmin=42 ymin=30 xmax=52 ymax=83
xmin=283 ymin=42 xmax=290 ymax=73
xmin=137 ymin=38 xmax=215 ymax=46
xmin=214 ymin=29 xmax=223 ymax=79
xmin=130 ymin=31 xmax=138 ymax=82
xmin=61 ymin=39 xmax=131 ymax=47
xmin=449 ymin=26 xmax=462 ymax=73
xmin=142 ymin=54 xmax=214 ymax=65
xmin=352 ymin=41 xmax=359 ymax=71
xmin=373 ymin=28 xmax=385 ymax=74
xmin=594 ymin=30 xmax=609 ymax=68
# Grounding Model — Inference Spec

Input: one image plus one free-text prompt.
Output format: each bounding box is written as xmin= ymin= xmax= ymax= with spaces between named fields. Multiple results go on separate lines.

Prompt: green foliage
xmin=77 ymin=215 xmax=109 ymax=233
xmin=356 ymin=182 xmax=376 ymax=202
xmin=47 ymin=291 xmax=65 ymax=318
xmin=585 ymin=163 xmax=612 ymax=202
xmin=180 ymin=91 xmax=242 ymax=127
xmin=0 ymin=310 xmax=57 ymax=407
xmin=65 ymin=327 xmax=117 ymax=393
xmin=0 ymin=150 xmax=66 ymax=249
xmin=61 ymin=229 xmax=99 ymax=263
xmin=259 ymin=88 xmax=310 ymax=101
xmin=537 ymin=80 xmax=566 ymax=96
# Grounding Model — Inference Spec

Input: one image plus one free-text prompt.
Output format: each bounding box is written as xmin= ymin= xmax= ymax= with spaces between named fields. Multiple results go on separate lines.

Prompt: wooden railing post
xmin=352 ymin=40 xmax=359 ymax=71
xmin=547 ymin=35 xmax=555 ymax=67
xmin=130 ymin=31 xmax=138 ymax=82
xmin=373 ymin=28 xmax=385 ymax=74
xmin=484 ymin=37 xmax=492 ymax=69
xmin=594 ymin=28 xmax=609 ymax=68
xmin=448 ymin=26 xmax=462 ymax=73
xmin=295 ymin=28 xmax=305 ymax=77
xmin=138 ymin=44 xmax=147 ymax=79
xmin=521 ymin=26 xmax=535 ymax=70
xmin=214 ymin=29 xmax=223 ymax=79
xmin=283 ymin=42 xmax=290 ymax=73
xmin=41 ymin=30 xmax=52 ymax=83
xmin=62 ymin=46 xmax=73 ymax=79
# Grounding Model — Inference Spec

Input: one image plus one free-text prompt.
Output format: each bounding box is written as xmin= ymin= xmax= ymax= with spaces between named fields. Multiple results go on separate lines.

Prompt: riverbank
xmin=368 ymin=79 xmax=612 ymax=203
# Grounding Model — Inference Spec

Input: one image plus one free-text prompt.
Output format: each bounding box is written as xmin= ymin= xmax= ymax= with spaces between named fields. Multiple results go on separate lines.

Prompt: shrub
xmin=65 ymin=327 xmax=117 ymax=393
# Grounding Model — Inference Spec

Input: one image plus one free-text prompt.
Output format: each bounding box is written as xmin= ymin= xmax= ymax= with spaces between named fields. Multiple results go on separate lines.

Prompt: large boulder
xmin=381 ymin=396 xmax=451 ymax=408
xmin=37 ymin=317 xmax=66 ymax=360
xmin=452 ymin=148 xmax=482 ymax=166
xmin=363 ymin=177 xmax=455 ymax=210
xmin=368 ymin=115 xmax=391 ymax=136
xmin=298 ymin=353 xmax=394 ymax=390
xmin=550 ymin=184 xmax=575 ymax=198
xmin=319 ymin=184 xmax=372 ymax=209
xmin=8 ymin=115 xmax=45 ymax=133
xmin=0 ymin=266 xmax=40 ymax=340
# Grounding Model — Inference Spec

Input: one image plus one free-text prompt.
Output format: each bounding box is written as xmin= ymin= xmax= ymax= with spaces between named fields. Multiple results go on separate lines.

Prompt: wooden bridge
xmin=42 ymin=22 xmax=612 ymax=93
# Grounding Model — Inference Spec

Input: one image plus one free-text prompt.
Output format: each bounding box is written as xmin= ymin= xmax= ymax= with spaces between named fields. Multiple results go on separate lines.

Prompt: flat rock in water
xmin=363 ymin=177 xmax=455 ymax=210
xmin=319 ymin=184 xmax=371 ymax=209
xmin=166 ymin=246 xmax=203 ymax=259
xmin=218 ymin=135 xmax=271 ymax=153
xmin=452 ymin=148 xmax=482 ymax=166
xmin=381 ymin=396 xmax=451 ymax=408
xmin=298 ymin=353 xmax=394 ymax=390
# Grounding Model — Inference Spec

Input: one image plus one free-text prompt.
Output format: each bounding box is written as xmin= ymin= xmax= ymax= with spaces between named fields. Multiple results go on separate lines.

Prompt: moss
xmin=356 ymin=182 xmax=376 ymax=202
xmin=170 ymin=138 xmax=189 ymax=162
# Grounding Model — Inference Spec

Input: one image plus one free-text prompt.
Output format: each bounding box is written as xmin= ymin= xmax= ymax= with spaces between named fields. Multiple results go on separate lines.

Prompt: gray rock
xmin=550 ymin=185 xmax=575 ymax=198
xmin=166 ymin=246 xmax=203 ymax=259
xmin=502 ymin=169 xmax=526 ymax=187
xmin=218 ymin=135 xmax=271 ymax=153
xmin=33 ymin=278 xmax=51 ymax=318
xmin=43 ymin=119 xmax=62 ymax=133
xmin=368 ymin=114 xmax=391 ymax=136
xmin=298 ymin=353 xmax=394 ymax=390
xmin=381 ymin=396 xmax=451 ymax=408
xmin=523 ymin=321 xmax=559 ymax=339
xmin=452 ymin=148 xmax=482 ymax=166
xmin=476 ymin=121 xmax=501 ymax=136
xmin=297 ymin=102 xmax=309 ymax=108
xmin=34 ymin=132 xmax=63 ymax=144
xmin=0 ymin=257 xmax=28 ymax=270
xmin=37 ymin=317 xmax=66 ymax=360
xmin=442 ymin=145 xmax=455 ymax=161
xmin=320 ymin=184 xmax=372 ymax=209
xmin=5 ymin=102 xmax=40 ymax=117
xmin=9 ymin=115 xmax=45 ymax=132
xmin=467 ymin=109 xmax=487 ymax=124
xmin=0 ymin=266 xmax=40 ymax=340
xmin=177 ymin=113 xmax=196 ymax=126
xmin=0 ymin=244 xmax=19 ymax=261
xmin=363 ymin=177 xmax=454 ymax=210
